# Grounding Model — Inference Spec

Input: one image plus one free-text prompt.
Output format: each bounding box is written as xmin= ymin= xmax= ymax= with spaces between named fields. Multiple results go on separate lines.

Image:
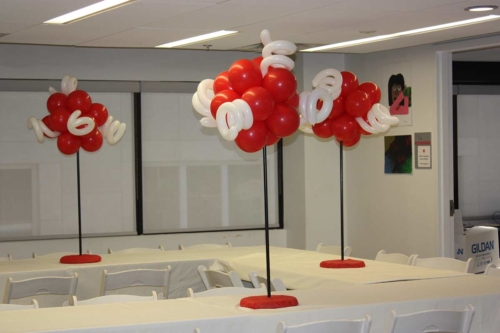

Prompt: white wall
xmin=0 ymin=44 xmax=289 ymax=256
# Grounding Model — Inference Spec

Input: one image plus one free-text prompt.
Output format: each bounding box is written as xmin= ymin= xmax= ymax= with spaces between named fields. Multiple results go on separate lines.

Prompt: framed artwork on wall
xmin=384 ymin=135 xmax=412 ymax=174
xmin=383 ymin=61 xmax=412 ymax=126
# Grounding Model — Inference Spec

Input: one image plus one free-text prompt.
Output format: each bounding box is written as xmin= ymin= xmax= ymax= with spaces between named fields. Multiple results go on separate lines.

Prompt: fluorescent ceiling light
xmin=465 ymin=5 xmax=498 ymax=12
xmin=156 ymin=30 xmax=239 ymax=48
xmin=44 ymin=0 xmax=135 ymax=24
xmin=302 ymin=15 xmax=500 ymax=52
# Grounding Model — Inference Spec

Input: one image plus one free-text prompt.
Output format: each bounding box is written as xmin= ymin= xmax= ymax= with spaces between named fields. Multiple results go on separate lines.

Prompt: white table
xmin=1 ymin=275 xmax=499 ymax=333
xmin=0 ymin=246 xmax=470 ymax=306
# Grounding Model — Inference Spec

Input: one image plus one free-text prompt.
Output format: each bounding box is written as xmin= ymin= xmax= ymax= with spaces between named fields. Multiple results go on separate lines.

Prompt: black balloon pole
xmin=262 ymin=146 xmax=271 ymax=298
xmin=339 ymin=141 xmax=344 ymax=261
xmin=76 ymin=150 xmax=83 ymax=256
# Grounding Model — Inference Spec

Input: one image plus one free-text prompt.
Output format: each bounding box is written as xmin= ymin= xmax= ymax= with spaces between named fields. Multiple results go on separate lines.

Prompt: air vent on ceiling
xmin=231 ymin=42 xmax=323 ymax=52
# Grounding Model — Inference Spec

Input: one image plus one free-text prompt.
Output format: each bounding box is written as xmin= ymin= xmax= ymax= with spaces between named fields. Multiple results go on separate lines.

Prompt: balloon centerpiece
xmin=193 ymin=30 xmax=299 ymax=309
xmin=28 ymin=75 xmax=126 ymax=264
xmin=299 ymin=69 xmax=399 ymax=268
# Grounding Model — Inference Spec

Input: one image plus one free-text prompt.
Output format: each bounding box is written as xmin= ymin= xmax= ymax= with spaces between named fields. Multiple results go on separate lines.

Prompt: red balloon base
xmin=60 ymin=254 xmax=101 ymax=264
xmin=320 ymin=259 xmax=365 ymax=269
xmin=240 ymin=295 xmax=299 ymax=309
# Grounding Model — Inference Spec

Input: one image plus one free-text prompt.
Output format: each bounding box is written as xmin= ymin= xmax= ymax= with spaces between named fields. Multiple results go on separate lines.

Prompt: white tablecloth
xmin=1 ymin=275 xmax=499 ymax=333
xmin=0 ymin=246 xmax=470 ymax=306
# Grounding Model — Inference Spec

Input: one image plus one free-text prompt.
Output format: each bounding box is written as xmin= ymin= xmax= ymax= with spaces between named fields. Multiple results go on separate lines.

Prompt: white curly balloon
xmin=27 ymin=117 xmax=59 ymax=143
xmin=49 ymin=75 xmax=78 ymax=96
xmin=312 ymin=69 xmax=343 ymax=100
xmin=298 ymin=88 xmax=333 ymax=126
xmin=356 ymin=103 xmax=399 ymax=134
xmin=67 ymin=110 xmax=96 ymax=137
xmin=216 ymin=100 xmax=254 ymax=141
xmin=100 ymin=116 xmax=126 ymax=145
xmin=192 ymin=79 xmax=217 ymax=128
xmin=260 ymin=29 xmax=297 ymax=76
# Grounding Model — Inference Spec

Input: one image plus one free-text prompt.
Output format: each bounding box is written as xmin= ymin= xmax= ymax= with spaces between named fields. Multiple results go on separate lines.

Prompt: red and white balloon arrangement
xmin=300 ymin=70 xmax=399 ymax=146
xmin=28 ymin=75 xmax=126 ymax=155
xmin=192 ymin=30 xmax=300 ymax=153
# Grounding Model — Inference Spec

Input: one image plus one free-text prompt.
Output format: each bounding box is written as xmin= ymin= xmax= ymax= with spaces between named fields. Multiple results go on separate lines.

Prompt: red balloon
xmin=84 ymin=103 xmax=108 ymax=127
xmin=81 ymin=129 xmax=103 ymax=152
xmin=66 ymin=90 xmax=92 ymax=113
xmin=228 ymin=59 xmax=262 ymax=94
xmin=242 ymin=87 xmax=274 ymax=121
xmin=42 ymin=116 xmax=55 ymax=138
xmin=49 ymin=108 xmax=71 ymax=133
xmin=287 ymin=92 xmax=299 ymax=108
xmin=329 ymin=95 xmax=345 ymax=120
xmin=251 ymin=56 xmax=263 ymax=69
xmin=213 ymin=71 xmax=233 ymax=94
xmin=345 ymin=90 xmax=371 ymax=118
xmin=46 ymin=93 xmax=67 ymax=114
xmin=312 ymin=118 xmax=335 ymax=138
xmin=57 ymin=132 xmax=81 ymax=155
xmin=341 ymin=71 xmax=359 ymax=97
xmin=339 ymin=132 xmax=361 ymax=147
xmin=262 ymin=68 xmax=297 ymax=103
xmin=359 ymin=82 xmax=381 ymax=105
xmin=266 ymin=103 xmax=300 ymax=137
xmin=235 ymin=121 xmax=268 ymax=153
xmin=210 ymin=90 xmax=240 ymax=119
xmin=332 ymin=114 xmax=359 ymax=142
xmin=266 ymin=131 xmax=281 ymax=146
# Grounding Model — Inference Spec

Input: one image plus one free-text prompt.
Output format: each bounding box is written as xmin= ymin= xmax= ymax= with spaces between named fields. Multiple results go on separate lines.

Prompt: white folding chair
xmin=248 ymin=271 xmax=287 ymax=291
xmin=277 ymin=314 xmax=371 ymax=333
xmin=316 ymin=243 xmax=352 ymax=256
xmin=108 ymin=246 xmax=164 ymax=254
xmin=412 ymin=256 xmax=475 ymax=273
xmin=3 ymin=273 xmax=78 ymax=305
xmin=0 ymin=300 xmax=38 ymax=311
xmin=485 ymin=263 xmax=500 ymax=277
xmin=375 ymin=250 xmax=417 ymax=265
xmin=179 ymin=242 xmax=231 ymax=250
xmin=100 ymin=266 xmax=171 ymax=299
xmin=198 ymin=265 xmax=243 ymax=290
xmin=386 ymin=304 xmax=475 ymax=333
xmin=32 ymin=251 xmax=92 ymax=258
xmin=70 ymin=291 xmax=157 ymax=306
xmin=187 ymin=284 xmax=266 ymax=298
xmin=0 ymin=254 xmax=12 ymax=261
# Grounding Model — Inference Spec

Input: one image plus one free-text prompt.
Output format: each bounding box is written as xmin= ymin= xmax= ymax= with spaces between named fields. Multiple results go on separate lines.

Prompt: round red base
xmin=320 ymin=259 xmax=365 ymax=269
xmin=60 ymin=254 xmax=102 ymax=264
xmin=240 ymin=295 xmax=299 ymax=309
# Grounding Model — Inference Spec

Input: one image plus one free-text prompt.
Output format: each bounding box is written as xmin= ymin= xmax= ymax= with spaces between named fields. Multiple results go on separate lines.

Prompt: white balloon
xmin=233 ymin=99 xmax=253 ymax=130
xmin=106 ymin=120 xmax=126 ymax=145
xmin=299 ymin=123 xmax=313 ymax=134
xmin=216 ymin=102 xmax=241 ymax=141
xmin=200 ymin=117 xmax=217 ymax=128
xmin=306 ymin=88 xmax=332 ymax=125
xmin=355 ymin=117 xmax=375 ymax=134
xmin=261 ymin=55 xmax=295 ymax=76
xmin=61 ymin=75 xmax=78 ymax=96
xmin=27 ymin=116 xmax=60 ymax=143
xmin=100 ymin=116 xmax=114 ymax=137
xmin=355 ymin=103 xmax=399 ymax=135
xmin=259 ymin=29 xmax=297 ymax=76
xmin=192 ymin=93 xmax=211 ymax=118
xmin=312 ymin=68 xmax=343 ymax=96
xmin=260 ymin=29 xmax=272 ymax=46
xmin=48 ymin=87 xmax=58 ymax=95
xmin=372 ymin=103 xmax=399 ymax=125
xmin=196 ymin=79 xmax=215 ymax=109
xmin=298 ymin=91 xmax=309 ymax=119
xmin=67 ymin=110 xmax=95 ymax=137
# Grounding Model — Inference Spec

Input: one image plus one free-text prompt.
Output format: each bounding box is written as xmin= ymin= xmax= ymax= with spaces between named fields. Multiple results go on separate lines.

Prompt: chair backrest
xmin=0 ymin=300 xmax=38 ymax=311
xmin=100 ymin=266 xmax=171 ymax=299
xmin=485 ymin=263 xmax=500 ymax=277
xmin=386 ymin=304 xmax=475 ymax=333
xmin=179 ymin=242 xmax=232 ymax=250
xmin=108 ymin=246 xmax=164 ymax=254
xmin=277 ymin=314 xmax=371 ymax=333
xmin=316 ymin=243 xmax=352 ymax=256
xmin=71 ymin=291 xmax=157 ymax=306
xmin=3 ymin=273 xmax=78 ymax=304
xmin=375 ymin=250 xmax=417 ymax=265
xmin=187 ymin=284 xmax=266 ymax=298
xmin=0 ymin=254 xmax=12 ymax=261
xmin=197 ymin=265 xmax=243 ymax=290
xmin=32 ymin=251 xmax=91 ymax=258
xmin=248 ymin=271 xmax=287 ymax=291
xmin=413 ymin=256 xmax=475 ymax=273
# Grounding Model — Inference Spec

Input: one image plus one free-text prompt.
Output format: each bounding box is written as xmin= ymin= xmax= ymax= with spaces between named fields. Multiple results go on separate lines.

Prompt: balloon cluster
xmin=192 ymin=30 xmax=300 ymax=153
xmin=28 ymin=75 xmax=126 ymax=155
xmin=300 ymin=70 xmax=399 ymax=147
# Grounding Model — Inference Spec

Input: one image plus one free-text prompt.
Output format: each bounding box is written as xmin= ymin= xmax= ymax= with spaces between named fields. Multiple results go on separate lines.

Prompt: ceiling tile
xmin=326 ymin=0 xmax=465 ymax=12
xmin=222 ymin=0 xmax=346 ymax=7
xmin=421 ymin=0 xmax=500 ymax=14
xmin=147 ymin=4 xmax=312 ymax=30
xmin=0 ymin=21 xmax=34 ymax=34
xmin=78 ymin=28 xmax=215 ymax=47
xmin=0 ymin=0 xmax=100 ymax=23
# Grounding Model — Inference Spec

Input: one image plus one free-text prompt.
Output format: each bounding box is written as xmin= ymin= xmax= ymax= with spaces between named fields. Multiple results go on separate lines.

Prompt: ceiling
xmin=1 ymin=0 xmax=500 ymax=53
